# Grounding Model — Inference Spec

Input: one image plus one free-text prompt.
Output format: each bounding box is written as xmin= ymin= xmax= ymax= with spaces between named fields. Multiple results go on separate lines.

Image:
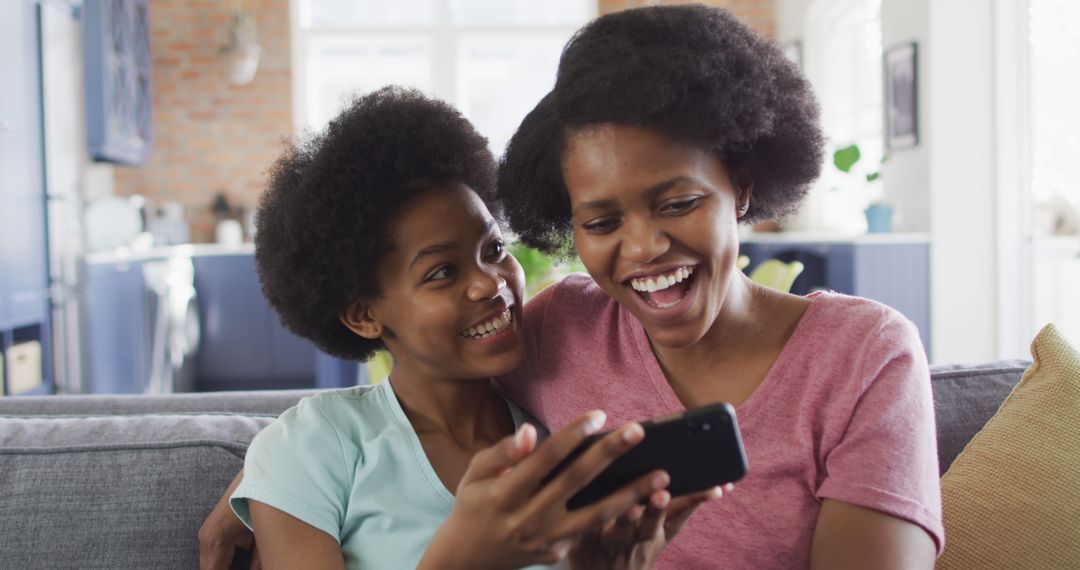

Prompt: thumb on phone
xmin=459 ymin=423 xmax=538 ymax=484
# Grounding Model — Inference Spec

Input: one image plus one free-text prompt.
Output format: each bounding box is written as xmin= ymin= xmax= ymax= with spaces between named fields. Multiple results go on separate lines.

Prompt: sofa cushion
xmin=929 ymin=360 xmax=1028 ymax=474
xmin=0 ymin=412 xmax=276 ymax=569
xmin=937 ymin=324 xmax=1080 ymax=568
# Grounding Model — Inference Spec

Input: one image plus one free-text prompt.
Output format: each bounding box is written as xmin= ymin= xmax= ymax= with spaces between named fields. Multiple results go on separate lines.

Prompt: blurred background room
xmin=1 ymin=0 xmax=1077 ymax=397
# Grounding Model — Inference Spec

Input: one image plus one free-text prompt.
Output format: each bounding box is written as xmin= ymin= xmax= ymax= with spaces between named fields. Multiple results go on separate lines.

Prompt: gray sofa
xmin=0 ymin=361 xmax=1031 ymax=569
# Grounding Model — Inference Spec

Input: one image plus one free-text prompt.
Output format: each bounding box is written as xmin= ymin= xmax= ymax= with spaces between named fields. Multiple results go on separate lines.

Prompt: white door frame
xmin=993 ymin=0 xmax=1034 ymax=359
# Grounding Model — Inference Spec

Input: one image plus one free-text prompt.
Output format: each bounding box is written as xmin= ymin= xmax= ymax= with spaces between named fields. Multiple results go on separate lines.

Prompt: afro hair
xmin=254 ymin=86 xmax=497 ymax=361
xmin=498 ymin=5 xmax=825 ymax=255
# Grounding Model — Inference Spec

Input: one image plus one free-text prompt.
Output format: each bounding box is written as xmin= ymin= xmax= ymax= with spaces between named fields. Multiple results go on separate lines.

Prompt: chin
xmin=469 ymin=346 xmax=525 ymax=379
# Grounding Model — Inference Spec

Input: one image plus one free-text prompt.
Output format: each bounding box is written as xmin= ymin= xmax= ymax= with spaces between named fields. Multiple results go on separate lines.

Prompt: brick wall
xmin=113 ymin=0 xmax=292 ymax=243
xmin=598 ymin=0 xmax=775 ymax=38
xmin=114 ymin=1 xmax=771 ymax=243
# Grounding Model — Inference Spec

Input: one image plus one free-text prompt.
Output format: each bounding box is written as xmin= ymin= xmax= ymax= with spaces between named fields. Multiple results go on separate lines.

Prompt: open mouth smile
xmin=460 ymin=308 xmax=514 ymax=340
xmin=626 ymin=265 xmax=697 ymax=309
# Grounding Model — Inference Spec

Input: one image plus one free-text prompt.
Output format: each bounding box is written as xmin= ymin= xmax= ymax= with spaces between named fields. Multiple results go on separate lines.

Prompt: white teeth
xmin=462 ymin=309 xmax=513 ymax=339
xmin=629 ymin=266 xmax=695 ymax=293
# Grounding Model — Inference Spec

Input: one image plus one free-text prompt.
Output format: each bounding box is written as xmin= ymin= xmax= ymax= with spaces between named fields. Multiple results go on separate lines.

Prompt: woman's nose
xmin=620 ymin=218 xmax=669 ymax=263
xmin=467 ymin=266 xmax=506 ymax=301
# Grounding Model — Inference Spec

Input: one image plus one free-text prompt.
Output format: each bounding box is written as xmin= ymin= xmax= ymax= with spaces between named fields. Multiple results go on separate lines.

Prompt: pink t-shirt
xmin=497 ymin=274 xmax=944 ymax=569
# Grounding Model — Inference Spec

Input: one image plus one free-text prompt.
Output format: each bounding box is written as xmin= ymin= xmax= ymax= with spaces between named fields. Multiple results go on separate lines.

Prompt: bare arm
xmin=248 ymin=500 xmax=346 ymax=570
xmin=810 ymin=500 xmax=936 ymax=570
xmin=199 ymin=469 xmax=256 ymax=570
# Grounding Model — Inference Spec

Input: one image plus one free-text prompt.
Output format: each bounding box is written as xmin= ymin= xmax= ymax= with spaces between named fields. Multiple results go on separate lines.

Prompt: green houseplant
xmin=833 ymin=143 xmax=893 ymax=233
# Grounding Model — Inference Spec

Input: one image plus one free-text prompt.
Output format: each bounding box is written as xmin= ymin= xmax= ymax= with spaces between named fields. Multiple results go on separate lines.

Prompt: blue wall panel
xmin=1 ymin=0 xmax=53 ymax=395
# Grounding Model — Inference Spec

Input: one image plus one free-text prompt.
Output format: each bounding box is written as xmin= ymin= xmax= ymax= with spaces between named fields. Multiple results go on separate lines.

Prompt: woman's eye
xmin=426 ymin=265 xmax=455 ymax=282
xmin=660 ymin=197 xmax=701 ymax=215
xmin=485 ymin=239 xmax=505 ymax=260
xmin=582 ymin=218 xmax=620 ymax=233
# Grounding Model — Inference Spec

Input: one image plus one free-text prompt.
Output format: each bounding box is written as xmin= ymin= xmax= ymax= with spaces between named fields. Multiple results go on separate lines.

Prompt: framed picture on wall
xmin=884 ymin=42 xmax=918 ymax=149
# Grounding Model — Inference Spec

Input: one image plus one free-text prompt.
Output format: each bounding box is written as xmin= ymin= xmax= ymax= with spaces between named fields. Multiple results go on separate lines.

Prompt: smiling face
xmin=562 ymin=124 xmax=752 ymax=349
xmin=342 ymin=184 xmax=526 ymax=382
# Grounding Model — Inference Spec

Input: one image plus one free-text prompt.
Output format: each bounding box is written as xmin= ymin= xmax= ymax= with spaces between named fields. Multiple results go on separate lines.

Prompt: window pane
xmin=304 ymin=36 xmax=433 ymax=130
xmin=456 ymin=34 xmax=569 ymax=153
xmin=1030 ymin=0 xmax=1080 ymax=212
xmin=1029 ymin=0 xmax=1080 ymax=346
xmin=449 ymin=0 xmax=591 ymax=26
xmin=803 ymin=0 xmax=883 ymax=232
xmin=303 ymin=0 xmax=437 ymax=28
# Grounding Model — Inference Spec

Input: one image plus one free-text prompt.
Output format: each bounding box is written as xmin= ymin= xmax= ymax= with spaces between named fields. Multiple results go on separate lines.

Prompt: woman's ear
xmin=340 ymin=301 xmax=382 ymax=340
xmin=734 ymin=168 xmax=754 ymax=219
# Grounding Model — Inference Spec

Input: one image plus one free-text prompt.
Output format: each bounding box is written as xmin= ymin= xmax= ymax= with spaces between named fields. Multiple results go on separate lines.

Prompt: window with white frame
xmin=291 ymin=0 xmax=596 ymax=154
xmin=1029 ymin=0 xmax=1080 ymax=225
xmin=801 ymin=0 xmax=883 ymax=232
xmin=1028 ymin=0 xmax=1080 ymax=346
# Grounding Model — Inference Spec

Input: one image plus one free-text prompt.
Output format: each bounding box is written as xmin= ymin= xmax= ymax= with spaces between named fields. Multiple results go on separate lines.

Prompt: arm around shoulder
xmin=199 ymin=468 xmax=255 ymax=570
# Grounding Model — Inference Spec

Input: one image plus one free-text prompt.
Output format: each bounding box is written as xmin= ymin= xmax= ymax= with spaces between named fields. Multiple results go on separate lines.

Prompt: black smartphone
xmin=544 ymin=403 xmax=748 ymax=510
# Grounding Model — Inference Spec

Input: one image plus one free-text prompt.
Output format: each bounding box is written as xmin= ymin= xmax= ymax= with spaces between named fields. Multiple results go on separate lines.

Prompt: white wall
xmin=777 ymin=0 xmax=1003 ymax=363
xmin=774 ymin=0 xmax=807 ymax=42
xmin=880 ymin=0 xmax=929 ymax=233
xmin=927 ymin=0 xmax=998 ymax=363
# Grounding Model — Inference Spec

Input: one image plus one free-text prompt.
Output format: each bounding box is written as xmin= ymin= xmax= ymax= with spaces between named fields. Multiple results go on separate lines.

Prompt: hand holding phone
xmin=421 ymin=412 xmax=668 ymax=570
xmin=544 ymin=403 xmax=748 ymax=509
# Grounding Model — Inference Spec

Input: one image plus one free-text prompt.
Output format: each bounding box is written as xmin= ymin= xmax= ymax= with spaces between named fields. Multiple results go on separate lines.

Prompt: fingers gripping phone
xmin=544 ymin=403 xmax=749 ymax=510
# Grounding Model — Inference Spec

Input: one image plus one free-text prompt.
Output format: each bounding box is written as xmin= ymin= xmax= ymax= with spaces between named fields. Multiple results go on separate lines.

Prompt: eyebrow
xmin=407 ymin=218 xmax=496 ymax=270
xmin=571 ymin=176 xmax=702 ymax=216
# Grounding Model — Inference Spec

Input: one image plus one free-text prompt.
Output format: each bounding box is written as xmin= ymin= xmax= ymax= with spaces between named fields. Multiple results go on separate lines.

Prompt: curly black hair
xmin=498 ymin=5 xmax=825 ymax=255
xmin=255 ymin=87 xmax=497 ymax=361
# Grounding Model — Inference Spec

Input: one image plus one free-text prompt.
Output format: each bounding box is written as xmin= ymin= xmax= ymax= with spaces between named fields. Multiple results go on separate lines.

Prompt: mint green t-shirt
xmin=230 ymin=380 xmax=557 ymax=569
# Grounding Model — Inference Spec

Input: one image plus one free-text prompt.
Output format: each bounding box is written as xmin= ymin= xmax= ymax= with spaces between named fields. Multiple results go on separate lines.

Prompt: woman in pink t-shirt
xmin=493 ymin=5 xmax=943 ymax=569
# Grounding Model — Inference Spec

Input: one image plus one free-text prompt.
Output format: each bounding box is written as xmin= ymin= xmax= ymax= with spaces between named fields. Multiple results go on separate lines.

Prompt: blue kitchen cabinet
xmin=83 ymin=0 xmax=153 ymax=165
xmin=0 ymin=0 xmax=54 ymax=396
xmin=84 ymin=249 xmax=360 ymax=394
xmin=192 ymin=253 xmax=320 ymax=391
xmin=84 ymin=260 xmax=153 ymax=394
xmin=740 ymin=235 xmax=931 ymax=357
xmin=192 ymin=254 xmax=276 ymax=387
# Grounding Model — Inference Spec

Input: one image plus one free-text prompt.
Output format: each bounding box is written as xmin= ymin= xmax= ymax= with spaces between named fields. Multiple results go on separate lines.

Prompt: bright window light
xmin=293 ymin=0 xmax=595 ymax=154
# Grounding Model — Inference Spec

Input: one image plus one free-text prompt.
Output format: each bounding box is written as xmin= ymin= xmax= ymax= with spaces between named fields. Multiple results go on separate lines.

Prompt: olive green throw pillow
xmin=937 ymin=324 xmax=1080 ymax=569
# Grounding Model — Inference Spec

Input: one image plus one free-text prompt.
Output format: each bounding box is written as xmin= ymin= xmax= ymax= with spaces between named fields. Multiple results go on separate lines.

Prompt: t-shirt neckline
xmin=380 ymin=378 xmax=531 ymax=509
xmin=627 ymin=292 xmax=826 ymax=424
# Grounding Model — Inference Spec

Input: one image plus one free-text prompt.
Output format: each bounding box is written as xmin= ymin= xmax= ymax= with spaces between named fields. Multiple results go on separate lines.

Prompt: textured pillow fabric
xmin=937 ymin=324 xmax=1080 ymax=569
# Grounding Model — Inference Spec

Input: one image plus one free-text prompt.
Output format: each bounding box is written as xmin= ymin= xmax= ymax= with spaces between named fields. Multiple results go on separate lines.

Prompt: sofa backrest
xmin=929 ymin=360 xmax=1028 ymax=475
xmin=0 ymin=399 xmax=296 ymax=569
xmin=0 ymin=389 xmax=315 ymax=417
xmin=0 ymin=362 xmax=1030 ymax=568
